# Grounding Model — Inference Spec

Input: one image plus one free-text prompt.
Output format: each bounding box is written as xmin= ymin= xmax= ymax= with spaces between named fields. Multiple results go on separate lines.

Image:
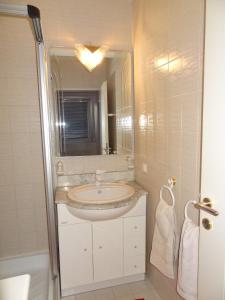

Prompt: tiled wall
xmin=55 ymin=156 xmax=134 ymax=187
xmin=106 ymin=53 xmax=133 ymax=155
xmin=133 ymin=0 xmax=204 ymax=299
xmin=115 ymin=54 xmax=133 ymax=155
xmin=0 ymin=0 xmax=132 ymax=259
xmin=0 ymin=16 xmax=48 ymax=258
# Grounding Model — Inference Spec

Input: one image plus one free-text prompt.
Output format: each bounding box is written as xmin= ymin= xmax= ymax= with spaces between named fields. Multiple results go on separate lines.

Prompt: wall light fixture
xmin=74 ymin=44 xmax=107 ymax=72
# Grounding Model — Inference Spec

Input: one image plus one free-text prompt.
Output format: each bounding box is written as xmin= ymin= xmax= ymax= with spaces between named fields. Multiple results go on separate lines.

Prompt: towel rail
xmin=160 ymin=178 xmax=176 ymax=207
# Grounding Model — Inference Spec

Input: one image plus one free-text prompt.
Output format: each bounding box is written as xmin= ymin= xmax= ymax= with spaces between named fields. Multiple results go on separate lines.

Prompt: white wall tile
xmin=0 ymin=106 xmax=11 ymax=133
xmin=9 ymin=106 xmax=30 ymax=133
xmin=0 ymin=186 xmax=16 ymax=214
xmin=15 ymin=184 xmax=34 ymax=210
xmin=0 ymin=16 xmax=48 ymax=259
xmin=12 ymin=133 xmax=31 ymax=158
xmin=0 ymin=134 xmax=13 ymax=159
xmin=0 ymin=0 xmax=132 ymax=260
xmin=133 ymin=0 xmax=203 ymax=299
xmin=0 ymin=159 xmax=14 ymax=186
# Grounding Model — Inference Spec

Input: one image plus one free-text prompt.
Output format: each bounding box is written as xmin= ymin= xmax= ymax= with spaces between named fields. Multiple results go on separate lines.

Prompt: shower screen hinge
xmin=27 ymin=5 xmax=40 ymax=19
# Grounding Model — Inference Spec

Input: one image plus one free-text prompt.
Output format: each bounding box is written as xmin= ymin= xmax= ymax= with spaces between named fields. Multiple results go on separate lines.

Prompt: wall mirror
xmin=49 ymin=47 xmax=134 ymax=156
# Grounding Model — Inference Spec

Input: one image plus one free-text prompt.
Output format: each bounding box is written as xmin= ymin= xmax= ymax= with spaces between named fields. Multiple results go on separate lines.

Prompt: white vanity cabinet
xmin=124 ymin=216 xmax=146 ymax=276
xmin=57 ymin=194 xmax=146 ymax=296
xmin=58 ymin=223 xmax=93 ymax=289
xmin=93 ymin=219 xmax=123 ymax=282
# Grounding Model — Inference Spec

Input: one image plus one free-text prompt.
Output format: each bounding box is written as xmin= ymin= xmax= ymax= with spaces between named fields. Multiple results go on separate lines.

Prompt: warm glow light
xmin=169 ymin=58 xmax=182 ymax=73
xmin=154 ymin=55 xmax=183 ymax=73
xmin=74 ymin=44 xmax=107 ymax=72
xmin=121 ymin=116 xmax=132 ymax=129
xmin=139 ymin=114 xmax=147 ymax=130
xmin=56 ymin=121 xmax=66 ymax=127
xmin=154 ymin=57 xmax=169 ymax=68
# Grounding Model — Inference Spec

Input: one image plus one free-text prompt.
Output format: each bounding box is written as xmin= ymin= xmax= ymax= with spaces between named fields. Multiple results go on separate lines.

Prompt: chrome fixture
xmin=95 ymin=169 xmax=105 ymax=188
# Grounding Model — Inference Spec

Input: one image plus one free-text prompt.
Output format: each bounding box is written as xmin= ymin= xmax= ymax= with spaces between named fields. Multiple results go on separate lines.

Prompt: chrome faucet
xmin=104 ymin=143 xmax=111 ymax=155
xmin=95 ymin=170 xmax=105 ymax=188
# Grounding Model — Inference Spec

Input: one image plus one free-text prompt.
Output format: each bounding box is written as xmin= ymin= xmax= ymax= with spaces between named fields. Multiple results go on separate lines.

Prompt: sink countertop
xmin=55 ymin=181 xmax=147 ymax=210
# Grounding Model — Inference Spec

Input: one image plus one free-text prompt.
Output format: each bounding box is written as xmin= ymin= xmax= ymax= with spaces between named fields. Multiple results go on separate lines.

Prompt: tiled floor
xmin=61 ymin=280 xmax=161 ymax=300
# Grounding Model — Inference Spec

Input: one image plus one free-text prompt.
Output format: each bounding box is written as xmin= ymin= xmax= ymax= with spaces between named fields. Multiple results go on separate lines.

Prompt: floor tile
xmin=112 ymin=283 xmax=134 ymax=298
xmin=61 ymin=279 xmax=162 ymax=300
xmin=62 ymin=296 xmax=76 ymax=300
xmin=76 ymin=291 xmax=97 ymax=300
xmin=130 ymin=281 xmax=151 ymax=294
xmin=94 ymin=287 xmax=115 ymax=300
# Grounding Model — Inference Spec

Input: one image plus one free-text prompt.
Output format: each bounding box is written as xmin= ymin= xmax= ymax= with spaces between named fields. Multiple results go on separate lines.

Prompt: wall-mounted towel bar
xmin=159 ymin=177 xmax=176 ymax=208
xmin=168 ymin=177 xmax=176 ymax=188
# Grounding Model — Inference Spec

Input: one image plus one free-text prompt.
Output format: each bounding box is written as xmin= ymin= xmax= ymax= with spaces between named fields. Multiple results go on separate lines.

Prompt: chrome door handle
xmin=194 ymin=198 xmax=219 ymax=216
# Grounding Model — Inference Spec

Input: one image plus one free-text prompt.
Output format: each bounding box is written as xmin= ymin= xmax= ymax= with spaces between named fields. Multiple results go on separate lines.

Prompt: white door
xmin=100 ymin=80 xmax=109 ymax=154
xmin=58 ymin=223 xmax=93 ymax=289
xmin=93 ymin=219 xmax=123 ymax=282
xmin=198 ymin=1 xmax=225 ymax=299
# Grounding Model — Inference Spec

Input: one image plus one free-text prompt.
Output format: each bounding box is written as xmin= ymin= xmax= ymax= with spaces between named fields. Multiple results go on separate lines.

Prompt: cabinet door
xmin=93 ymin=219 xmax=123 ymax=282
xmin=124 ymin=255 xmax=146 ymax=276
xmin=58 ymin=223 xmax=93 ymax=290
xmin=124 ymin=216 xmax=146 ymax=276
xmin=124 ymin=216 xmax=146 ymax=257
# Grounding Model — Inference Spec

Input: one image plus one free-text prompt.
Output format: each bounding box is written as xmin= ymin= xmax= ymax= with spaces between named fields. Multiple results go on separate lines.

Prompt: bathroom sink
xmin=67 ymin=182 xmax=135 ymax=204
xmin=66 ymin=182 xmax=136 ymax=221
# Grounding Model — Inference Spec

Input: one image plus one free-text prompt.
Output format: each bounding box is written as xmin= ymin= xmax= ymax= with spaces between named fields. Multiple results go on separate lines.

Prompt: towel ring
xmin=184 ymin=200 xmax=197 ymax=219
xmin=160 ymin=185 xmax=175 ymax=207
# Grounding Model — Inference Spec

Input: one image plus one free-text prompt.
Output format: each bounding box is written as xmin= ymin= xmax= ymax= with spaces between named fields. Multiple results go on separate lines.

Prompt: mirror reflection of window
xmin=58 ymin=90 xmax=100 ymax=156
xmin=50 ymin=49 xmax=133 ymax=157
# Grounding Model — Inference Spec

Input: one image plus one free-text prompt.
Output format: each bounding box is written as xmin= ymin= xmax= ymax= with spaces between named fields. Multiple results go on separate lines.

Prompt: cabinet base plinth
xmin=61 ymin=273 xmax=145 ymax=297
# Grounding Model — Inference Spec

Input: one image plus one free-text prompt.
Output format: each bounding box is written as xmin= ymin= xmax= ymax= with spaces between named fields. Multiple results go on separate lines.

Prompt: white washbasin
xmin=66 ymin=182 xmax=136 ymax=221
xmin=67 ymin=182 xmax=135 ymax=204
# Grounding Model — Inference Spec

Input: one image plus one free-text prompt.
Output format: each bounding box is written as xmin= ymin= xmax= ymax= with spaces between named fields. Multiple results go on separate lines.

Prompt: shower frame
xmin=0 ymin=2 xmax=59 ymax=297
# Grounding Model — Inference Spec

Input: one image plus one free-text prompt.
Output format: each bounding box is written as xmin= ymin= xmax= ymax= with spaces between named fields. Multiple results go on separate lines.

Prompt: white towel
xmin=177 ymin=201 xmax=199 ymax=300
xmin=150 ymin=187 xmax=178 ymax=279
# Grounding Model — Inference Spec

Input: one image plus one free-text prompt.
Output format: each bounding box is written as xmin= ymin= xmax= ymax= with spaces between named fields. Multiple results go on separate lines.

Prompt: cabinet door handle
xmin=98 ymin=246 xmax=103 ymax=249
xmin=134 ymin=226 xmax=138 ymax=229
xmin=134 ymin=245 xmax=138 ymax=248
xmin=83 ymin=248 xmax=87 ymax=252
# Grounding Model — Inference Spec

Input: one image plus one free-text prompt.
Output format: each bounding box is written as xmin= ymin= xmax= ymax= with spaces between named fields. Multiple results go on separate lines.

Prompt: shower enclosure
xmin=0 ymin=4 xmax=58 ymax=300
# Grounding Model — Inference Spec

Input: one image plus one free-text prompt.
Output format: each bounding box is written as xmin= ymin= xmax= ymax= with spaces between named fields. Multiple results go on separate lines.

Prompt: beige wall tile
xmin=0 ymin=0 xmax=132 ymax=259
xmin=0 ymin=228 xmax=19 ymax=258
xmin=0 ymin=107 xmax=11 ymax=133
xmin=9 ymin=107 xmax=30 ymax=133
xmin=0 ymin=134 xmax=13 ymax=159
xmin=0 ymin=186 xmax=16 ymax=213
xmin=18 ymin=231 xmax=38 ymax=254
xmin=0 ymin=77 xmax=39 ymax=106
xmin=12 ymin=133 xmax=30 ymax=158
xmin=133 ymin=0 xmax=203 ymax=299
xmin=0 ymin=159 xmax=14 ymax=186
xmin=15 ymin=184 xmax=34 ymax=210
